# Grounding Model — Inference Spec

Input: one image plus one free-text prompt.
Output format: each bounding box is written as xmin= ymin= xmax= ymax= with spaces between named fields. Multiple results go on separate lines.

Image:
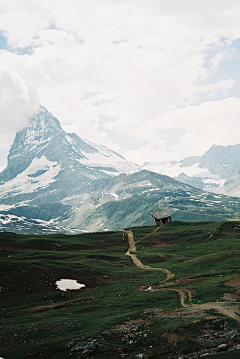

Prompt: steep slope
xmin=1 ymin=107 xmax=240 ymax=234
xmin=0 ymin=213 xmax=78 ymax=234
xmin=0 ymin=106 xmax=139 ymax=211
xmin=219 ymin=173 xmax=240 ymax=197
xmin=142 ymin=144 xmax=240 ymax=194
xmin=0 ymin=106 xmax=140 ymax=184
xmin=63 ymin=170 xmax=240 ymax=232
xmin=199 ymin=144 xmax=240 ymax=179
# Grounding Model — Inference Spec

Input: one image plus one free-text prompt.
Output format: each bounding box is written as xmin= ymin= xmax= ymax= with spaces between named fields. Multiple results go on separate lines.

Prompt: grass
xmin=1 ymin=221 xmax=240 ymax=358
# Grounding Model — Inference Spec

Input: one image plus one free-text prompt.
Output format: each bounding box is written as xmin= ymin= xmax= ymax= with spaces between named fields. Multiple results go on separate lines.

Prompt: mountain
xmin=142 ymin=144 xmax=240 ymax=194
xmin=62 ymin=169 xmax=240 ymax=232
xmin=0 ymin=106 xmax=139 ymax=214
xmin=0 ymin=213 xmax=79 ymax=235
xmin=218 ymin=173 xmax=240 ymax=198
xmin=0 ymin=106 xmax=140 ymax=233
xmin=0 ymin=106 xmax=139 ymax=184
xmin=1 ymin=107 xmax=240 ymax=234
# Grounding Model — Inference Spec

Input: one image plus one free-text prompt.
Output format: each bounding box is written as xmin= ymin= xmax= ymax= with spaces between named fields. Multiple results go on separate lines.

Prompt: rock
xmin=230 ymin=332 xmax=239 ymax=342
xmin=68 ymin=336 xmax=107 ymax=358
xmin=145 ymin=286 xmax=152 ymax=292
xmin=135 ymin=354 xmax=149 ymax=359
xmin=217 ymin=344 xmax=228 ymax=352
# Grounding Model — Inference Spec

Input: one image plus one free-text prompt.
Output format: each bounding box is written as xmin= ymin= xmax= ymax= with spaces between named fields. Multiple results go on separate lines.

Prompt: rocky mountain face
xmin=0 ymin=107 xmax=240 ymax=234
xmin=1 ymin=106 xmax=140 ymax=183
xmin=142 ymin=144 xmax=240 ymax=195
xmin=0 ymin=106 xmax=139 ymax=208
xmin=61 ymin=170 xmax=240 ymax=232
xmin=218 ymin=173 xmax=240 ymax=198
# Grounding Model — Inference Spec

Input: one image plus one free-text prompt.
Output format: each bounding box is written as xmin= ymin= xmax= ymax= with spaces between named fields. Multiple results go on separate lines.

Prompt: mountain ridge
xmin=142 ymin=143 xmax=240 ymax=194
xmin=1 ymin=107 xmax=240 ymax=234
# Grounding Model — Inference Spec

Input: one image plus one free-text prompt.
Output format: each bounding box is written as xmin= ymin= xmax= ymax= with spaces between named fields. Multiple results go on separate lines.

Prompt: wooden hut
xmin=151 ymin=209 xmax=172 ymax=225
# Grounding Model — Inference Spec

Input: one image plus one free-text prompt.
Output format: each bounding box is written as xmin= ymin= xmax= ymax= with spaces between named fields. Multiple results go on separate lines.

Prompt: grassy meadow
xmin=1 ymin=221 xmax=240 ymax=358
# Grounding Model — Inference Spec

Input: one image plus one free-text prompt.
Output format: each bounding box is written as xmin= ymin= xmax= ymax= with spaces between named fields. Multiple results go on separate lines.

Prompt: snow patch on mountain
xmin=142 ymin=160 xmax=225 ymax=193
xmin=143 ymin=160 xmax=217 ymax=179
xmin=0 ymin=204 xmax=15 ymax=211
xmin=142 ymin=144 xmax=240 ymax=196
xmin=0 ymin=156 xmax=61 ymax=197
xmin=0 ymin=213 xmax=85 ymax=234
xmin=104 ymin=192 xmax=119 ymax=200
xmin=79 ymin=140 xmax=140 ymax=174
xmin=218 ymin=174 xmax=240 ymax=198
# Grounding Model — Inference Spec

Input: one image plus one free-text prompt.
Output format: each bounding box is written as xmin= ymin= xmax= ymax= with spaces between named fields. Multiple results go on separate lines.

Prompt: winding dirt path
xmin=194 ymin=302 xmax=240 ymax=322
xmin=169 ymin=288 xmax=193 ymax=307
xmin=123 ymin=229 xmax=174 ymax=282
xmin=123 ymin=228 xmax=240 ymax=323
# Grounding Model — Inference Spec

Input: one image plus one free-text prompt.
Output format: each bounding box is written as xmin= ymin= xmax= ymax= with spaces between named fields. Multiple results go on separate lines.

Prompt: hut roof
xmin=151 ymin=209 xmax=171 ymax=219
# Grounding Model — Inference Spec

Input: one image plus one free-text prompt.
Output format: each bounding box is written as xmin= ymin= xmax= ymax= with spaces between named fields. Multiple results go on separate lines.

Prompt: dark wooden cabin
xmin=151 ymin=209 xmax=172 ymax=225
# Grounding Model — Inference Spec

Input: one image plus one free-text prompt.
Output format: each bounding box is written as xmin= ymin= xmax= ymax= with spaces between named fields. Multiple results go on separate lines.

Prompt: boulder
xmin=217 ymin=343 xmax=228 ymax=352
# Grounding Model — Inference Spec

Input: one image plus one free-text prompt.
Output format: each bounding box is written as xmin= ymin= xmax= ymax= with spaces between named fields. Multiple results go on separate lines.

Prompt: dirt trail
xmin=135 ymin=226 xmax=161 ymax=244
xmin=11 ymin=297 xmax=95 ymax=314
xmin=123 ymin=229 xmax=174 ymax=282
xmin=193 ymin=302 xmax=240 ymax=323
xmin=169 ymin=288 xmax=193 ymax=307
xmin=124 ymin=229 xmax=240 ymax=323
xmin=12 ymin=299 xmax=80 ymax=313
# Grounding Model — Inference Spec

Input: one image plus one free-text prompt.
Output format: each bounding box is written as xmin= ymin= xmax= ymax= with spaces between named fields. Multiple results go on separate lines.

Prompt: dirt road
xmin=123 ymin=228 xmax=240 ymax=323
xmin=123 ymin=229 xmax=174 ymax=281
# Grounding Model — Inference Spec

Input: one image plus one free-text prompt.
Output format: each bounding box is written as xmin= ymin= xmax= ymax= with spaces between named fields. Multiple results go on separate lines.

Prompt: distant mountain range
xmin=0 ymin=107 xmax=240 ymax=234
xmin=142 ymin=144 xmax=240 ymax=196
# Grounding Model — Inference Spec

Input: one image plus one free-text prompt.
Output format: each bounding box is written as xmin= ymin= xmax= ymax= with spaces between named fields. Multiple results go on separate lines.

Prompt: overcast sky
xmin=1 ymin=0 xmax=240 ymax=169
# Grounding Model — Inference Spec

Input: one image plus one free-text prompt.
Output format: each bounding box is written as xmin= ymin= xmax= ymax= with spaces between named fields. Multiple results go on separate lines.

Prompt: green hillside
xmin=1 ymin=222 xmax=240 ymax=358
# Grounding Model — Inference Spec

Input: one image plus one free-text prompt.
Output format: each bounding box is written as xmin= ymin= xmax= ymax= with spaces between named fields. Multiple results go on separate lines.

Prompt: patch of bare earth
xmin=142 ymin=307 xmax=214 ymax=320
xmin=103 ymin=319 xmax=150 ymax=335
xmin=139 ymin=277 xmax=196 ymax=292
xmin=162 ymin=332 xmax=179 ymax=350
xmin=233 ymin=224 xmax=240 ymax=233
xmin=165 ymin=317 xmax=240 ymax=358
xmin=222 ymin=277 xmax=240 ymax=303
xmin=147 ymin=241 xmax=175 ymax=249
xmin=224 ymin=277 xmax=240 ymax=290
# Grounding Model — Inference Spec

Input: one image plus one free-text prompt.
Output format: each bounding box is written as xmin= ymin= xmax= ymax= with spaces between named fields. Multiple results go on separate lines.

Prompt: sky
xmin=1 ymin=0 xmax=240 ymax=169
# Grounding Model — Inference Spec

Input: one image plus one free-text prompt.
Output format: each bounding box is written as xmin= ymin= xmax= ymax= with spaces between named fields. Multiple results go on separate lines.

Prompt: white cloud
xmin=172 ymin=97 xmax=240 ymax=152
xmin=0 ymin=65 xmax=39 ymax=145
xmin=0 ymin=1 xmax=240 ymax=165
xmin=125 ymin=97 xmax=240 ymax=165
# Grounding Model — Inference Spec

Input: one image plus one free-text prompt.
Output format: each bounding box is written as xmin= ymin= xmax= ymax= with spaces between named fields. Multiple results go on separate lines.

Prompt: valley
xmin=1 ymin=221 xmax=240 ymax=358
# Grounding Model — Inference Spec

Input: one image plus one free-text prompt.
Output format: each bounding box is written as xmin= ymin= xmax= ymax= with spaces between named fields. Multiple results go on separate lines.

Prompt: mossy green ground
xmin=1 ymin=221 xmax=240 ymax=358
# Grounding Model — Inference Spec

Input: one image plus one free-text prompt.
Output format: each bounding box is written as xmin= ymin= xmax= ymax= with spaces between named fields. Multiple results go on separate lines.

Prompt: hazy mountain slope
xmin=142 ymin=144 xmax=240 ymax=194
xmin=218 ymin=173 xmax=240 ymax=198
xmin=1 ymin=107 xmax=240 ymax=234
xmin=0 ymin=107 xmax=139 ymax=184
xmin=0 ymin=107 xmax=139 ymax=207
xmin=199 ymin=144 xmax=240 ymax=179
xmin=63 ymin=170 xmax=240 ymax=232
xmin=0 ymin=213 xmax=79 ymax=234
